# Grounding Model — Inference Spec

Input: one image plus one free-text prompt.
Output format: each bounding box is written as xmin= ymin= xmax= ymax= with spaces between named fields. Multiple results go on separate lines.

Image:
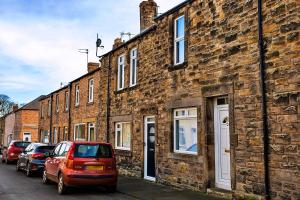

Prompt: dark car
xmin=43 ymin=141 xmax=117 ymax=194
xmin=2 ymin=141 xmax=31 ymax=164
xmin=16 ymin=143 xmax=55 ymax=177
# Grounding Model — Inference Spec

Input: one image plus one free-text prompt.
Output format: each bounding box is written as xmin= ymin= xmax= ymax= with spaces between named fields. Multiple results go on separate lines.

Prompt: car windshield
xmin=74 ymin=144 xmax=112 ymax=158
xmin=14 ymin=142 xmax=30 ymax=148
xmin=35 ymin=146 xmax=55 ymax=153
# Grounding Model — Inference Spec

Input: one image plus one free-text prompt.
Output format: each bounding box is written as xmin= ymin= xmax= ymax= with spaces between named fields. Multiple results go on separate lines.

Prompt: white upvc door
xmin=214 ymin=99 xmax=231 ymax=190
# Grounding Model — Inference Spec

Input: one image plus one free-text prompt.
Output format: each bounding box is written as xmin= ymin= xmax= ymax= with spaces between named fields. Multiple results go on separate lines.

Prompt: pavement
xmin=0 ymin=155 xmax=225 ymax=200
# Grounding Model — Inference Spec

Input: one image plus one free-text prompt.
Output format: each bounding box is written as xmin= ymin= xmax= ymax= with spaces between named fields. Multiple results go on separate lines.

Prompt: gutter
xmin=67 ymin=83 xmax=72 ymax=141
xmin=49 ymin=94 xmax=53 ymax=145
xmin=258 ymin=1 xmax=270 ymax=199
xmin=106 ymin=54 xmax=112 ymax=143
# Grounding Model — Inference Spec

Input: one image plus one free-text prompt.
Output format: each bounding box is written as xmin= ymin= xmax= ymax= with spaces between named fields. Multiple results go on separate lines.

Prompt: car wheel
xmin=26 ymin=163 xmax=32 ymax=177
xmin=106 ymin=185 xmax=117 ymax=193
xmin=58 ymin=173 xmax=68 ymax=195
xmin=16 ymin=160 xmax=21 ymax=172
xmin=42 ymin=170 xmax=50 ymax=184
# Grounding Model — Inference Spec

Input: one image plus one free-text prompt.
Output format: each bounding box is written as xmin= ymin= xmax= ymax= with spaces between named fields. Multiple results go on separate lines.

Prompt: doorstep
xmin=117 ymin=176 xmax=228 ymax=200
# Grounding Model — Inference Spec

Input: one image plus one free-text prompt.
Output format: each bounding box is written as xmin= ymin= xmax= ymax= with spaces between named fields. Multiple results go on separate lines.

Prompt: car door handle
xmin=225 ymin=149 xmax=230 ymax=153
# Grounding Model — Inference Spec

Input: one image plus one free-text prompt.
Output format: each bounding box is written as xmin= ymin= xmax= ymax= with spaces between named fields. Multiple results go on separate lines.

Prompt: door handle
xmin=225 ymin=149 xmax=230 ymax=153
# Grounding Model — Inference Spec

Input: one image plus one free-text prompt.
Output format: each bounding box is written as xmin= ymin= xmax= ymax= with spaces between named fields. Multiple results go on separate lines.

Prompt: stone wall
xmin=98 ymin=0 xmax=299 ymax=199
xmin=263 ymin=0 xmax=300 ymax=199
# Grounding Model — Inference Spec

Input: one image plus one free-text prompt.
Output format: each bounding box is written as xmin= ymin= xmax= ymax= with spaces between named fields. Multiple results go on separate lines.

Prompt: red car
xmin=43 ymin=141 xmax=117 ymax=194
xmin=2 ymin=141 xmax=31 ymax=164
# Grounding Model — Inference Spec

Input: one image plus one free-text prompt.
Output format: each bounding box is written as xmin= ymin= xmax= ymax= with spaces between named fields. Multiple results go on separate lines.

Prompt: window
xmin=117 ymin=55 xmax=125 ymax=90
xmin=41 ymin=130 xmax=49 ymax=143
xmin=174 ymin=15 xmax=185 ymax=65
xmin=53 ymin=128 xmax=58 ymax=144
xmin=41 ymin=104 xmax=44 ymax=118
xmin=88 ymin=79 xmax=94 ymax=103
xmin=130 ymin=48 xmax=137 ymax=87
xmin=115 ymin=122 xmax=131 ymax=150
xmin=48 ymin=100 xmax=51 ymax=116
xmin=88 ymin=123 xmax=95 ymax=141
xmin=63 ymin=127 xmax=68 ymax=141
xmin=23 ymin=132 xmax=31 ymax=142
xmin=74 ymin=144 xmax=112 ymax=158
xmin=75 ymin=85 xmax=80 ymax=106
xmin=65 ymin=91 xmax=69 ymax=111
xmin=74 ymin=124 xmax=85 ymax=141
xmin=56 ymin=95 xmax=59 ymax=112
xmin=174 ymin=108 xmax=197 ymax=154
xmin=58 ymin=143 xmax=67 ymax=156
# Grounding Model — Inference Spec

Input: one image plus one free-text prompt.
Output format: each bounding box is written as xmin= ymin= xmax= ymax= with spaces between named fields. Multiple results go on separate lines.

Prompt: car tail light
xmin=32 ymin=153 xmax=45 ymax=159
xmin=66 ymin=144 xmax=75 ymax=169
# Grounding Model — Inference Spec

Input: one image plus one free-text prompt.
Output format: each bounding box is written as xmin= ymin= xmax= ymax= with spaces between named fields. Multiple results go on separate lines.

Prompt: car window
xmin=25 ymin=144 xmax=32 ymax=152
xmin=53 ymin=144 xmax=61 ymax=157
xmin=74 ymin=144 xmax=112 ymax=158
xmin=58 ymin=143 xmax=66 ymax=157
xmin=34 ymin=146 xmax=55 ymax=153
xmin=14 ymin=142 xmax=30 ymax=148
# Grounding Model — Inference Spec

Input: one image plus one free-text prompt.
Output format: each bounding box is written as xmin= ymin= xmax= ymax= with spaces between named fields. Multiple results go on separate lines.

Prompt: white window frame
xmin=130 ymin=48 xmax=137 ymax=87
xmin=48 ymin=100 xmax=51 ymax=116
xmin=74 ymin=123 xmax=86 ymax=141
xmin=41 ymin=104 xmax=44 ymax=118
xmin=63 ymin=127 xmax=68 ymax=141
xmin=88 ymin=79 xmax=94 ymax=103
xmin=173 ymin=107 xmax=197 ymax=155
xmin=117 ymin=55 xmax=125 ymax=91
xmin=65 ymin=91 xmax=69 ymax=111
xmin=174 ymin=15 xmax=185 ymax=65
xmin=23 ymin=132 xmax=31 ymax=142
xmin=88 ymin=122 xmax=95 ymax=141
xmin=56 ymin=95 xmax=59 ymax=112
xmin=53 ymin=128 xmax=58 ymax=144
xmin=75 ymin=85 xmax=80 ymax=106
xmin=115 ymin=122 xmax=131 ymax=151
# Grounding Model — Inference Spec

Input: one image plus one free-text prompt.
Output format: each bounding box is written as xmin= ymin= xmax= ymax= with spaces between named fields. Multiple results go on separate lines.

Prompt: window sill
xmin=168 ymin=152 xmax=201 ymax=163
xmin=114 ymin=85 xmax=138 ymax=95
xmin=115 ymin=149 xmax=132 ymax=157
xmin=168 ymin=61 xmax=188 ymax=71
xmin=87 ymin=101 xmax=94 ymax=106
xmin=75 ymin=105 xmax=80 ymax=108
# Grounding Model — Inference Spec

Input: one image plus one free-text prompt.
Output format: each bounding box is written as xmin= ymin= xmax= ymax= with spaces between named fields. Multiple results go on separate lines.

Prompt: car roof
xmin=60 ymin=141 xmax=111 ymax=145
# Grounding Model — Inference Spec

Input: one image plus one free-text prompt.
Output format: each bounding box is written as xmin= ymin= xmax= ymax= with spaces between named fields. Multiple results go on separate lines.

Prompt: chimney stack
xmin=87 ymin=62 xmax=99 ymax=73
xmin=12 ymin=104 xmax=18 ymax=112
xmin=139 ymin=0 xmax=157 ymax=32
xmin=112 ymin=37 xmax=124 ymax=49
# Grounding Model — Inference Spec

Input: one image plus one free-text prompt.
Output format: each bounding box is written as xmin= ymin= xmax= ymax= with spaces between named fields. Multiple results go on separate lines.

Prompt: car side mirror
xmin=44 ymin=152 xmax=51 ymax=158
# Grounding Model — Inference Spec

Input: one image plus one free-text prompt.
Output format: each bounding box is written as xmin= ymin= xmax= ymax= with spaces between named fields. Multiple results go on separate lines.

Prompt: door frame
xmin=214 ymin=97 xmax=231 ymax=190
xmin=144 ymin=116 xmax=156 ymax=182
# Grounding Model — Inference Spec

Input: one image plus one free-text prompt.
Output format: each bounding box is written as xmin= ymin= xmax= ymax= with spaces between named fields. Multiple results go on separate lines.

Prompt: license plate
xmin=86 ymin=166 xmax=104 ymax=171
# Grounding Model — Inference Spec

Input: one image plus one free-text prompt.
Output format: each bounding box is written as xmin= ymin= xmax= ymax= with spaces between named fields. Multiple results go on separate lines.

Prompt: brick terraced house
xmin=38 ymin=63 xmax=100 ymax=144
xmin=37 ymin=0 xmax=299 ymax=199
xmin=96 ymin=0 xmax=300 ymax=200
xmin=13 ymin=96 xmax=44 ymax=143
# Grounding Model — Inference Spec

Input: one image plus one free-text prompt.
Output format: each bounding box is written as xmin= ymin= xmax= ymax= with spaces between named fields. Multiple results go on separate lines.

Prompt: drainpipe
xmin=258 ymin=1 xmax=270 ymax=199
xmin=49 ymin=94 xmax=53 ymax=145
xmin=106 ymin=54 xmax=112 ymax=143
xmin=68 ymin=83 xmax=72 ymax=141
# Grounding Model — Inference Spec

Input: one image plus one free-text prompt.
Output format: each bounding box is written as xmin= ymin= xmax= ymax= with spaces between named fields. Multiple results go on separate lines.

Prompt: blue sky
xmin=0 ymin=0 xmax=183 ymax=104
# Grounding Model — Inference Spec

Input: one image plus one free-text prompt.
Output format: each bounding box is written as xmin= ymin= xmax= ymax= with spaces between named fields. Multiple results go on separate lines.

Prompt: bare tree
xmin=0 ymin=94 xmax=15 ymax=117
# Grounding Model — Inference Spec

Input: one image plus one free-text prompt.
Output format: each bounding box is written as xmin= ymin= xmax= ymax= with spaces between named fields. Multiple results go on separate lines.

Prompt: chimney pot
xmin=140 ymin=0 xmax=157 ymax=32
